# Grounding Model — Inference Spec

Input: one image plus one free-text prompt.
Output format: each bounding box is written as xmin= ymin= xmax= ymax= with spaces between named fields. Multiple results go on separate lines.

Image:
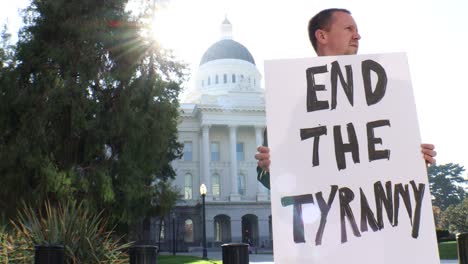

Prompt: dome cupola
xmin=184 ymin=17 xmax=263 ymax=106
xmin=200 ymin=39 xmax=256 ymax=66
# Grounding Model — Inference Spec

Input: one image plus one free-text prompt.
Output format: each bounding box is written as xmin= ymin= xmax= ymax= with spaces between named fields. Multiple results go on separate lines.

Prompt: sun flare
xmin=151 ymin=7 xmax=174 ymax=48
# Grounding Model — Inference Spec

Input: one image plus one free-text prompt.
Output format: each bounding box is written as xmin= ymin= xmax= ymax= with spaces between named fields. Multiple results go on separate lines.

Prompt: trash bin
xmin=34 ymin=245 xmax=64 ymax=264
xmin=457 ymin=233 xmax=468 ymax=264
xmin=221 ymin=243 xmax=249 ymax=264
xmin=129 ymin=245 xmax=158 ymax=264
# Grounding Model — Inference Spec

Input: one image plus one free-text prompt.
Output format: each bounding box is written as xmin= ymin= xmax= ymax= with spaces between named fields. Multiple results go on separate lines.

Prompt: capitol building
xmin=152 ymin=18 xmax=272 ymax=251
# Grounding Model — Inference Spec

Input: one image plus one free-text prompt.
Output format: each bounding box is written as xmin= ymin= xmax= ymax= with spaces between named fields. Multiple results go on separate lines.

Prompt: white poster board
xmin=264 ymin=53 xmax=439 ymax=264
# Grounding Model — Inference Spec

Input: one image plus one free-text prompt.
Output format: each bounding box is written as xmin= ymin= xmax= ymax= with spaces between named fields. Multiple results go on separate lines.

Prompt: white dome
xmin=184 ymin=18 xmax=264 ymax=108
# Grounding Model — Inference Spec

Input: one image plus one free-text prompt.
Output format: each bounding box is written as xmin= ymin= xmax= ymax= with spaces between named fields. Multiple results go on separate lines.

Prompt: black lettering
xmin=334 ymin=123 xmax=360 ymax=170
xmin=393 ymin=183 xmax=412 ymax=226
xmin=281 ymin=194 xmax=315 ymax=243
xmin=339 ymin=187 xmax=361 ymax=243
xmin=410 ymin=181 xmax=425 ymax=238
xmin=300 ymin=126 xmax=327 ymax=166
xmin=367 ymin=120 xmax=391 ymax=162
xmin=362 ymin=60 xmax=387 ymax=106
xmin=331 ymin=61 xmax=354 ymax=109
xmin=360 ymin=188 xmax=379 ymax=232
xmin=374 ymin=181 xmax=394 ymax=229
xmin=306 ymin=65 xmax=329 ymax=112
xmin=315 ymin=185 xmax=338 ymax=245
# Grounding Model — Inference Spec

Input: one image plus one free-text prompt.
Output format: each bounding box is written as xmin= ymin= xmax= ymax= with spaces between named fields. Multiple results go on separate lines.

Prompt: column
xmin=229 ymin=125 xmax=240 ymax=201
xmin=255 ymin=126 xmax=268 ymax=200
xmin=202 ymin=125 xmax=212 ymax=199
xmin=255 ymin=126 xmax=263 ymax=147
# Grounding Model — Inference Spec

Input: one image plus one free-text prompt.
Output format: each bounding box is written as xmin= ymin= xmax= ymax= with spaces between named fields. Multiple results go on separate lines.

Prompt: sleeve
xmin=257 ymin=166 xmax=270 ymax=190
xmin=256 ymin=128 xmax=271 ymax=190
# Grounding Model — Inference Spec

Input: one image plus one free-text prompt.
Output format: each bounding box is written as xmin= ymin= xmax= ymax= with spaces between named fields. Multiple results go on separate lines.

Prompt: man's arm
xmin=255 ymin=128 xmax=271 ymax=190
xmin=257 ymin=165 xmax=270 ymax=190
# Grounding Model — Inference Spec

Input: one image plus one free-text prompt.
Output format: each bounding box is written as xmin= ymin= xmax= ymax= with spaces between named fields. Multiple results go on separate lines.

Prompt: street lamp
xmin=200 ymin=183 xmax=208 ymax=259
xmin=171 ymin=211 xmax=176 ymax=256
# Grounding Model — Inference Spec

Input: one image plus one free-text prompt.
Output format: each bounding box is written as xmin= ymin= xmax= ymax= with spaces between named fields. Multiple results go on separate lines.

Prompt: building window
xmin=232 ymin=74 xmax=236 ymax=83
xmin=223 ymin=74 xmax=227 ymax=83
xmin=212 ymin=174 xmax=220 ymax=197
xmin=238 ymin=173 xmax=246 ymax=195
xmin=202 ymin=80 xmax=204 ymax=87
xmin=211 ymin=142 xmax=220 ymax=161
xmin=159 ymin=220 xmax=165 ymax=241
xmin=183 ymin=141 xmax=193 ymax=161
xmin=254 ymin=78 xmax=256 ymax=86
xmin=236 ymin=142 xmax=244 ymax=161
xmin=184 ymin=219 xmax=194 ymax=242
xmin=184 ymin=174 xmax=193 ymax=200
xmin=214 ymin=215 xmax=231 ymax=242
xmin=208 ymin=77 xmax=211 ymax=85
xmin=215 ymin=75 xmax=219 ymax=84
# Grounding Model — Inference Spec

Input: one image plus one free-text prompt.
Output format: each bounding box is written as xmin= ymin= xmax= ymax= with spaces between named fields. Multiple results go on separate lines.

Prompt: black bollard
xmin=129 ymin=245 xmax=158 ymax=264
xmin=458 ymin=233 xmax=468 ymax=264
xmin=34 ymin=245 xmax=64 ymax=264
xmin=221 ymin=243 xmax=249 ymax=264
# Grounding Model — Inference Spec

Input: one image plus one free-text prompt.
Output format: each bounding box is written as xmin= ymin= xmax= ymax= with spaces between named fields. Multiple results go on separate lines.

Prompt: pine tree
xmin=428 ymin=163 xmax=467 ymax=210
xmin=0 ymin=0 xmax=183 ymax=229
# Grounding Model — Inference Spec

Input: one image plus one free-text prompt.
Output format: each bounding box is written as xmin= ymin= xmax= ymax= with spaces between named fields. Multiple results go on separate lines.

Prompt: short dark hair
xmin=308 ymin=8 xmax=351 ymax=52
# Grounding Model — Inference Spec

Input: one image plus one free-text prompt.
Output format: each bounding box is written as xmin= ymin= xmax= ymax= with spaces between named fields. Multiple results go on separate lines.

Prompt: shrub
xmin=7 ymin=201 xmax=130 ymax=263
xmin=436 ymin=229 xmax=454 ymax=243
xmin=0 ymin=225 xmax=31 ymax=263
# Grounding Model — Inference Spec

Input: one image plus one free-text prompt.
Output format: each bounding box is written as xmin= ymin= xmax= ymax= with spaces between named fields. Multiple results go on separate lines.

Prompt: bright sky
xmin=2 ymin=0 xmax=467 ymax=172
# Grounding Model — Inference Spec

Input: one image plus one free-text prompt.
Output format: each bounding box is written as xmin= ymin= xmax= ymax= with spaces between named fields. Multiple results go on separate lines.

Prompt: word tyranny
xmin=281 ymin=180 xmax=425 ymax=246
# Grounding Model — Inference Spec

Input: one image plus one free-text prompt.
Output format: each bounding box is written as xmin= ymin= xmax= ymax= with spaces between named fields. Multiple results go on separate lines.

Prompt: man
xmin=255 ymin=8 xmax=437 ymax=189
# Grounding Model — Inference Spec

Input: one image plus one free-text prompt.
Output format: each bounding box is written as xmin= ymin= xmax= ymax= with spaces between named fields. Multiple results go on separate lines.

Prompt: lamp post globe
xmin=200 ymin=184 xmax=207 ymax=196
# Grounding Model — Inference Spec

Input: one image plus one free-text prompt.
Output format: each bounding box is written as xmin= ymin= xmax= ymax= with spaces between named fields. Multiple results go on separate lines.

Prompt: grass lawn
xmin=157 ymin=255 xmax=222 ymax=264
xmin=438 ymin=241 xmax=458 ymax=259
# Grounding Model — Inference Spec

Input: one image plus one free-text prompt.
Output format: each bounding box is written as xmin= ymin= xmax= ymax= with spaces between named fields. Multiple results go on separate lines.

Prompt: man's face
xmin=320 ymin=11 xmax=361 ymax=56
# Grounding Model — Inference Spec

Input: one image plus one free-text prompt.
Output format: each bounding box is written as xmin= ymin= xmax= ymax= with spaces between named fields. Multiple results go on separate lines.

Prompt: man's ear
xmin=315 ymin=29 xmax=327 ymax=44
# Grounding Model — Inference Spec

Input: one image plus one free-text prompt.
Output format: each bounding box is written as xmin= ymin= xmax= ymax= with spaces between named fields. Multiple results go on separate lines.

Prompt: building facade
xmin=152 ymin=18 xmax=272 ymax=252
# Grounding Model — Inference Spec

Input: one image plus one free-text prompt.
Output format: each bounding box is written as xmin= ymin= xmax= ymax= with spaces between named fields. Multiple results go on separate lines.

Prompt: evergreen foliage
xmin=428 ymin=163 xmax=466 ymax=210
xmin=440 ymin=197 xmax=468 ymax=233
xmin=0 ymin=0 xmax=184 ymax=230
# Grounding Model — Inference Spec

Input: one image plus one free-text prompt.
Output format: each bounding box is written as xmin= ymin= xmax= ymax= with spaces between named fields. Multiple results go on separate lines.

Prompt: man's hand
xmin=421 ymin=143 xmax=436 ymax=165
xmin=255 ymin=146 xmax=271 ymax=172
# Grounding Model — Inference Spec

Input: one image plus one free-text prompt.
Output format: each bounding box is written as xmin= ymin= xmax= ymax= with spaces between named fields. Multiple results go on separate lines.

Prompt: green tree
xmin=428 ymin=163 xmax=467 ymax=210
xmin=440 ymin=197 xmax=468 ymax=233
xmin=0 ymin=0 xmax=184 ymax=231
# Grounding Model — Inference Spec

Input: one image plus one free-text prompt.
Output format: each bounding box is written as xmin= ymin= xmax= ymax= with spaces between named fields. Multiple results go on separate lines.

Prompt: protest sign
xmin=264 ymin=53 xmax=439 ymax=263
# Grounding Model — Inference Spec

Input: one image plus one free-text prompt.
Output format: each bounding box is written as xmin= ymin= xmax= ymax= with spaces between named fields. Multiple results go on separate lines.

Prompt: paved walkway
xmin=162 ymin=251 xmax=458 ymax=263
